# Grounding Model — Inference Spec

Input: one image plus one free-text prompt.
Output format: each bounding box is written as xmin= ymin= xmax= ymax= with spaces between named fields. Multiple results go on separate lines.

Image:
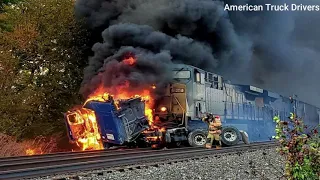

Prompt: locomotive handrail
xmin=173 ymin=96 xmax=185 ymax=127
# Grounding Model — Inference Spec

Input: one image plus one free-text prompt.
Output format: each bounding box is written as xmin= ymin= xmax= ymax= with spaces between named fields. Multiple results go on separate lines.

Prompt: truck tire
xmin=240 ymin=130 xmax=250 ymax=144
xmin=188 ymin=130 xmax=207 ymax=147
xmin=221 ymin=126 xmax=241 ymax=146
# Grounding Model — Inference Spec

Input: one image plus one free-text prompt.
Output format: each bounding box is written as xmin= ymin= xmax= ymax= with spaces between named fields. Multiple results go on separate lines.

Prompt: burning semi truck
xmin=64 ymin=96 xmax=150 ymax=150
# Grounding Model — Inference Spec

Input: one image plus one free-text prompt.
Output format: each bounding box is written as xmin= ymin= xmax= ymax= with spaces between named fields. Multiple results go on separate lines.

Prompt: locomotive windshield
xmin=172 ymin=70 xmax=191 ymax=79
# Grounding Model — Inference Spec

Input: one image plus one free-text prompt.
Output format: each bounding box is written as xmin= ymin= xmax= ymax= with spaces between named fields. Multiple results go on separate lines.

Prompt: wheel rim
xmin=224 ymin=131 xmax=237 ymax=142
xmin=194 ymin=135 xmax=206 ymax=146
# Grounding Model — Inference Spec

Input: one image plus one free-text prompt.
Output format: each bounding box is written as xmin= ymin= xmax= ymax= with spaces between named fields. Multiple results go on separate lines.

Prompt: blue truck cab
xmin=64 ymin=97 xmax=149 ymax=148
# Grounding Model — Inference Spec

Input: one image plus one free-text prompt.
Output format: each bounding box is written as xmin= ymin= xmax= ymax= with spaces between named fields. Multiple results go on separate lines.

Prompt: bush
xmin=273 ymin=113 xmax=319 ymax=180
xmin=0 ymin=133 xmax=58 ymax=157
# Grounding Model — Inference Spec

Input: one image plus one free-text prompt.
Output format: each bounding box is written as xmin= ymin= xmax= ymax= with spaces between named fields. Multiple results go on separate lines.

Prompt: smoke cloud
xmin=80 ymin=23 xmax=219 ymax=97
xmin=76 ymin=0 xmax=320 ymax=108
xmin=224 ymin=0 xmax=320 ymax=107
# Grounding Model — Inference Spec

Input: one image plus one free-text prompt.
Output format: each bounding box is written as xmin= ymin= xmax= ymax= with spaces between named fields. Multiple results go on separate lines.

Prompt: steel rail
xmin=0 ymin=146 xmax=199 ymax=171
xmin=0 ymin=144 xmax=202 ymax=166
xmin=0 ymin=145 xmax=198 ymax=164
xmin=0 ymin=141 xmax=276 ymax=180
xmin=0 ymin=146 xmax=154 ymax=163
xmin=0 ymin=148 xmax=153 ymax=166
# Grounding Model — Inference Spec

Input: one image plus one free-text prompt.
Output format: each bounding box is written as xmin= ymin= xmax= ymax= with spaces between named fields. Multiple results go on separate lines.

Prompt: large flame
xmin=68 ymin=56 xmax=156 ymax=151
xmin=66 ymin=108 xmax=104 ymax=151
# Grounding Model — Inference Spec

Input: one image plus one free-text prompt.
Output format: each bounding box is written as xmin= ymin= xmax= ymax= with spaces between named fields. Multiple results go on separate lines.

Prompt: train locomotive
xmin=64 ymin=64 xmax=320 ymax=149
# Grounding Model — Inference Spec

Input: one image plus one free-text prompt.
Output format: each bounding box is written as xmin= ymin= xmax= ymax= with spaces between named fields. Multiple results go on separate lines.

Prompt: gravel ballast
xmin=33 ymin=147 xmax=285 ymax=180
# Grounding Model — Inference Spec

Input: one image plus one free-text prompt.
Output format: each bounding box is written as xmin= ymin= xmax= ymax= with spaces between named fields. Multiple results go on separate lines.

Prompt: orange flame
xmin=25 ymin=148 xmax=43 ymax=156
xmin=122 ymin=56 xmax=136 ymax=65
xmin=66 ymin=108 xmax=104 ymax=151
xmin=25 ymin=149 xmax=35 ymax=155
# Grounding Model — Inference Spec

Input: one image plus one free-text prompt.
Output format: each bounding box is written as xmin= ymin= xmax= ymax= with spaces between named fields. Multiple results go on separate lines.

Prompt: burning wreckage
xmin=64 ymin=58 xmax=320 ymax=151
xmin=64 ymin=58 xmax=250 ymax=151
xmin=65 ymin=95 xmax=150 ymax=150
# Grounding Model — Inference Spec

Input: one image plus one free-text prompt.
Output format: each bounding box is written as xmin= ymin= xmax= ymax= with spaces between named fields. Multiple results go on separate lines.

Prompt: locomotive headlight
xmin=160 ymin=107 xmax=167 ymax=112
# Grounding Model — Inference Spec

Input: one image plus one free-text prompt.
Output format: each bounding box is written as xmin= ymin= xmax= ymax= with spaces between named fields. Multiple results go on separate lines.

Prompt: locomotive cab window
xmin=214 ymin=76 xmax=218 ymax=89
xmin=208 ymin=73 xmax=213 ymax=82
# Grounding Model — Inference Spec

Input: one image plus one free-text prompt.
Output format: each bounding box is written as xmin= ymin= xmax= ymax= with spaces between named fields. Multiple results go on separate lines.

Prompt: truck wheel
xmin=221 ymin=126 xmax=241 ymax=146
xmin=240 ymin=130 xmax=250 ymax=144
xmin=188 ymin=130 xmax=207 ymax=147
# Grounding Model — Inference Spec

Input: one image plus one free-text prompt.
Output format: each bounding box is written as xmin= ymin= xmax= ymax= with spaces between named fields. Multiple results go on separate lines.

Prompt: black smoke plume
xmin=80 ymin=23 xmax=218 ymax=97
xmin=76 ymin=0 xmax=320 ymax=108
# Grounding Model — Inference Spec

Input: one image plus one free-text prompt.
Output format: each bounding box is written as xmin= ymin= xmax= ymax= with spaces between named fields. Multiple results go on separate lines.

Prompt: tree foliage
xmin=0 ymin=0 xmax=21 ymax=12
xmin=0 ymin=0 xmax=22 ymax=30
xmin=273 ymin=113 xmax=320 ymax=180
xmin=0 ymin=0 xmax=89 ymax=139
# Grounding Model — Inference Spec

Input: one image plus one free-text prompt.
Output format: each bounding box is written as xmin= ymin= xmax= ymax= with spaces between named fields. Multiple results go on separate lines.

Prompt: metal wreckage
xmin=64 ymin=61 xmax=320 ymax=151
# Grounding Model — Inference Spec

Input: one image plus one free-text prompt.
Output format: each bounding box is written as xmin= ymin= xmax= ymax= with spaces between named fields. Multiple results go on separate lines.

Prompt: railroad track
xmin=0 ymin=141 xmax=276 ymax=180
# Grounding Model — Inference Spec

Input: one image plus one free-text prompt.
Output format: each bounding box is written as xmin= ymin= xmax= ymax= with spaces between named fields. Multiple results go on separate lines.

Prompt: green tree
xmin=0 ymin=0 xmax=20 ymax=30
xmin=0 ymin=0 xmax=21 ymax=12
xmin=0 ymin=0 xmax=89 ymax=139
